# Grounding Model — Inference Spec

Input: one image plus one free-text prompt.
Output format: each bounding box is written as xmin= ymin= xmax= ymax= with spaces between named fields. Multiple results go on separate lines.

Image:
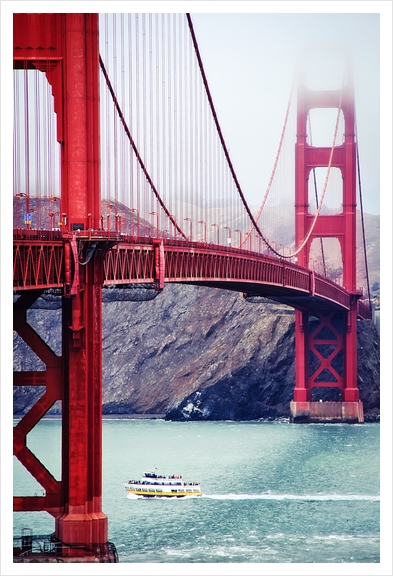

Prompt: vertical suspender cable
xmin=167 ymin=14 xmax=172 ymax=233
xmin=182 ymin=22 xmax=188 ymax=229
xmin=113 ymin=15 xmax=118 ymax=217
xmin=355 ymin=122 xmax=371 ymax=309
xmin=149 ymin=14 xmax=154 ymax=228
xmin=141 ymin=14 xmax=148 ymax=219
xmin=130 ymin=14 xmax=135 ymax=222
xmin=172 ymin=14 xmax=178 ymax=235
xmin=34 ymin=69 xmax=40 ymax=229
xmin=155 ymin=17 xmax=159 ymax=232
xmin=186 ymin=13 xmax=268 ymax=248
xmin=24 ymin=63 xmax=30 ymax=224
xmin=99 ymin=53 xmax=187 ymax=239
xmin=161 ymin=14 xmax=166 ymax=228
xmin=309 ymin=120 xmax=327 ymax=275
xmin=178 ymin=16 xmax=184 ymax=236
xmin=120 ymin=13 xmax=125 ymax=211
xmin=14 ymin=72 xmax=20 ymax=200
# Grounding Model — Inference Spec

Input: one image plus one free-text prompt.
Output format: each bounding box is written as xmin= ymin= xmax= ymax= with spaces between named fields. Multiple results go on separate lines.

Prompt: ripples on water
xmin=13 ymin=419 xmax=380 ymax=564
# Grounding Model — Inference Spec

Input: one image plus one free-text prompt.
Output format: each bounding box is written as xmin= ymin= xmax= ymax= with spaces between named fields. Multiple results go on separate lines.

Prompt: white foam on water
xmin=203 ymin=493 xmax=380 ymax=501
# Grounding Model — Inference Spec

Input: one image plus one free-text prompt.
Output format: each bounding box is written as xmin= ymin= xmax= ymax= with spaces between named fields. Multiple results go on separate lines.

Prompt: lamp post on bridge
xmin=224 ymin=226 xmax=231 ymax=246
xmin=49 ymin=211 xmax=60 ymax=230
xmin=150 ymin=211 xmax=158 ymax=238
xmin=184 ymin=217 xmax=192 ymax=241
xmin=254 ymin=233 xmax=262 ymax=253
xmin=15 ymin=192 xmax=30 ymax=229
xmin=168 ymin=214 xmax=177 ymax=240
xmin=211 ymin=223 xmax=220 ymax=245
xmin=115 ymin=213 xmax=121 ymax=235
xmin=131 ymin=208 xmax=140 ymax=237
xmin=50 ymin=196 xmax=61 ymax=231
xmin=234 ymin=229 xmax=242 ymax=249
xmin=107 ymin=204 xmax=116 ymax=233
xmin=198 ymin=220 xmax=206 ymax=243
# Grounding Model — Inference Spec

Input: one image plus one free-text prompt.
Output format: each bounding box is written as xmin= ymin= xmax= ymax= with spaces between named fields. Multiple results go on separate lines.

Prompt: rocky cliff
xmin=13 ymin=209 xmax=380 ymax=422
xmin=13 ymin=284 xmax=380 ymax=422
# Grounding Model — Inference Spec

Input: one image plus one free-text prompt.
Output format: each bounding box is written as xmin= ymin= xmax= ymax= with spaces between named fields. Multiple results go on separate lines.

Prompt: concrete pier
xmin=290 ymin=401 xmax=364 ymax=423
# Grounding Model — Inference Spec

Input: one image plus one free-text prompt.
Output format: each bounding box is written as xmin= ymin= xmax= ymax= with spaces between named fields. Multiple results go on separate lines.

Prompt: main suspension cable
xmin=99 ymin=53 xmax=187 ymax=240
xmin=309 ymin=120 xmax=327 ymax=275
xmin=355 ymin=120 xmax=372 ymax=308
xmin=186 ymin=13 xmax=271 ymax=248
xmin=284 ymin=83 xmax=344 ymax=259
xmin=241 ymin=81 xmax=295 ymax=250
xmin=187 ymin=13 xmax=343 ymax=262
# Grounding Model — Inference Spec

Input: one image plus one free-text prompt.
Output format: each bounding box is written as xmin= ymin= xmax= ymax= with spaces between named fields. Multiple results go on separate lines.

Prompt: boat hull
xmin=125 ymin=488 xmax=202 ymax=498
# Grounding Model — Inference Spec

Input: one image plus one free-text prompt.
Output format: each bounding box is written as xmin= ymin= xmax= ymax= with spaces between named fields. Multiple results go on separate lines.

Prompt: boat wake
xmin=203 ymin=493 xmax=380 ymax=502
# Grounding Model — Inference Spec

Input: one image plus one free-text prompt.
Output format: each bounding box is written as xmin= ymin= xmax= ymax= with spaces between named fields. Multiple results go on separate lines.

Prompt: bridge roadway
xmin=13 ymin=230 xmax=371 ymax=319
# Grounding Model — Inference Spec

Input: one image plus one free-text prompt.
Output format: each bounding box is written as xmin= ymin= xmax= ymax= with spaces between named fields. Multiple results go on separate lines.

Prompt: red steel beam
xmin=293 ymin=71 xmax=362 ymax=413
xmin=13 ymin=235 xmax=370 ymax=317
xmin=13 ymin=13 xmax=107 ymax=551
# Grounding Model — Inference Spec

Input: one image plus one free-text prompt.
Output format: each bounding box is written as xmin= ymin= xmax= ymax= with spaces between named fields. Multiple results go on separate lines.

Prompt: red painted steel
xmin=13 ymin=240 xmax=64 ymax=289
xmin=293 ymin=73 xmax=363 ymax=414
xmin=56 ymin=252 xmax=107 ymax=547
xmin=13 ymin=232 xmax=371 ymax=319
xmin=13 ymin=13 xmax=107 ymax=554
xmin=12 ymin=12 xmax=372 ymax=558
xmin=13 ymin=293 xmax=63 ymax=516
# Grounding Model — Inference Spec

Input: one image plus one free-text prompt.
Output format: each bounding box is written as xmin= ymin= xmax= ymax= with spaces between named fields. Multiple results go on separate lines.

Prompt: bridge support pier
xmin=292 ymin=70 xmax=363 ymax=423
xmin=290 ymin=401 xmax=364 ymax=423
xmin=291 ymin=308 xmax=363 ymax=423
xmin=13 ymin=12 xmax=117 ymax=560
xmin=13 ymin=251 xmax=115 ymax=560
xmin=55 ymin=251 xmax=108 ymax=548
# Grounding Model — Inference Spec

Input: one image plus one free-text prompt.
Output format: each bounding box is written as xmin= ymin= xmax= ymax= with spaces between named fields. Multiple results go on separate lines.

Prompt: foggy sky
xmin=1 ymin=4 xmax=392 ymax=576
xmin=190 ymin=11 xmax=381 ymax=215
xmin=2 ymin=4 xmax=386 ymax=217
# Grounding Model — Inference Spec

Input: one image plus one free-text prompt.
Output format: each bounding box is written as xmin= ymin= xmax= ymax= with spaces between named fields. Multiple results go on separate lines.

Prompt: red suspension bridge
xmin=13 ymin=13 xmax=372 ymax=561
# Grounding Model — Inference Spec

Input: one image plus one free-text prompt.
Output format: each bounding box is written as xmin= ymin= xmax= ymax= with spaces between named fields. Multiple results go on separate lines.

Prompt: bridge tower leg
xmin=13 ymin=14 xmax=115 ymax=560
xmin=291 ymin=73 xmax=363 ymax=423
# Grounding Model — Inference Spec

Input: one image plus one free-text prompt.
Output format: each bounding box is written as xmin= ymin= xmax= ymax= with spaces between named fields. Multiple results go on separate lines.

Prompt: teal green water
xmin=13 ymin=419 xmax=380 ymax=563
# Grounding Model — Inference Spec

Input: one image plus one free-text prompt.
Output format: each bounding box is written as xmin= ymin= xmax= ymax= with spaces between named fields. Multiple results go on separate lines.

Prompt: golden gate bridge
xmin=13 ymin=12 xmax=372 ymax=562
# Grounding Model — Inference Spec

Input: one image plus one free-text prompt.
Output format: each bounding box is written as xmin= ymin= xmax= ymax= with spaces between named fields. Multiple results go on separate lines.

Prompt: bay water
xmin=13 ymin=419 xmax=381 ymax=567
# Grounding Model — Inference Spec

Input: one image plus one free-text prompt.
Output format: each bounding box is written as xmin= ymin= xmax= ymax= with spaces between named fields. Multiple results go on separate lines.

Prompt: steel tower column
xmin=13 ymin=13 xmax=111 ymax=555
xmin=291 ymin=72 xmax=363 ymax=423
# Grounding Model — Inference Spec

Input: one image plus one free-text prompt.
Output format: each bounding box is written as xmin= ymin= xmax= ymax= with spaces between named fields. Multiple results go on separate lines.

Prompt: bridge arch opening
xmin=307 ymin=107 xmax=345 ymax=148
xmin=308 ymin=166 xmax=343 ymax=215
xmin=309 ymin=236 xmax=342 ymax=281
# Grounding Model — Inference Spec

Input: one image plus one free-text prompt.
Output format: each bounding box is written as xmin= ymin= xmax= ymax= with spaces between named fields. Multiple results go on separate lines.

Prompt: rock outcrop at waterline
xmin=13 ymin=285 xmax=380 ymax=422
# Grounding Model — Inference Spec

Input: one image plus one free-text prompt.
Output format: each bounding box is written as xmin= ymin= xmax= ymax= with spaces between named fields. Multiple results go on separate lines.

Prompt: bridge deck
xmin=13 ymin=232 xmax=371 ymax=319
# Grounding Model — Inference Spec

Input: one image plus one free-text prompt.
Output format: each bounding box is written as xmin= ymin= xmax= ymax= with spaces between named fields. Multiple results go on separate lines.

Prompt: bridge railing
xmin=313 ymin=275 xmax=351 ymax=309
xmin=13 ymin=232 xmax=372 ymax=319
xmin=357 ymin=299 xmax=373 ymax=320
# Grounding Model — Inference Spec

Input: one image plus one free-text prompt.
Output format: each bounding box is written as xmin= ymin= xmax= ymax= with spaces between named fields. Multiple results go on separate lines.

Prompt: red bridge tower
xmin=291 ymin=74 xmax=364 ymax=423
xmin=13 ymin=13 xmax=116 ymax=561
